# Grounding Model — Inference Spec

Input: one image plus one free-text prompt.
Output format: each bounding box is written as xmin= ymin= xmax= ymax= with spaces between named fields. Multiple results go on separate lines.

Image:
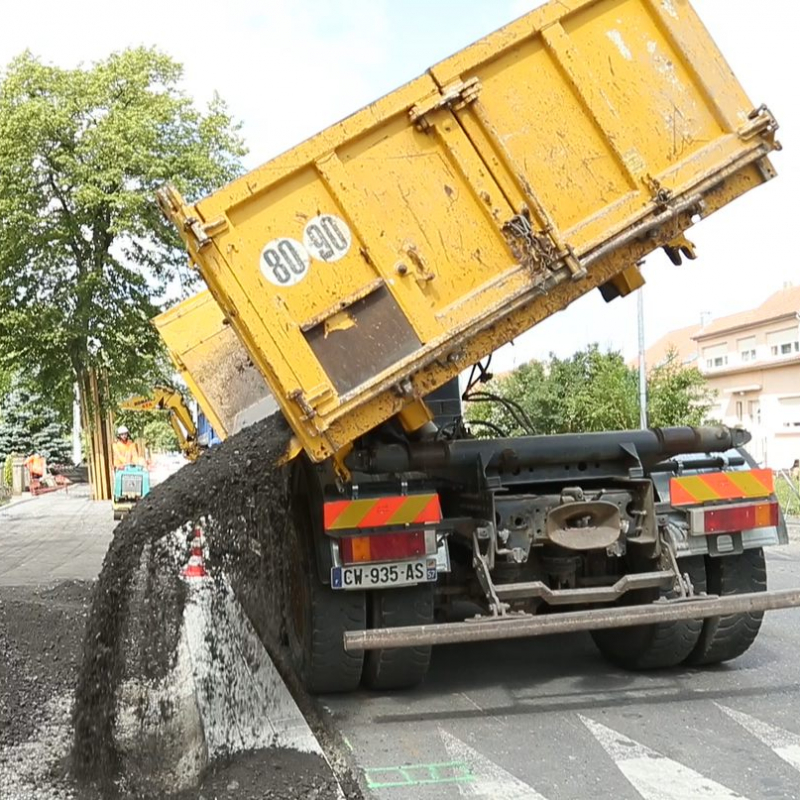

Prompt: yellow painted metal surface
xmin=158 ymin=0 xmax=780 ymax=463
xmin=152 ymin=292 xmax=275 ymax=439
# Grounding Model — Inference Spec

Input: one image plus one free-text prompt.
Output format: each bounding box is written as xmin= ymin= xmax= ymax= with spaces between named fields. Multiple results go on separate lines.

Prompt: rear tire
xmin=685 ymin=548 xmax=766 ymax=666
xmin=286 ymin=459 xmax=366 ymax=694
xmin=592 ymin=556 xmax=706 ymax=670
xmin=363 ymin=584 xmax=434 ymax=690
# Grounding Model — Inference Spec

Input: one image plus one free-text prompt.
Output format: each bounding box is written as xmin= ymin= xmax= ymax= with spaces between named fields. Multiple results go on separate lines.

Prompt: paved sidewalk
xmin=0 ymin=485 xmax=115 ymax=586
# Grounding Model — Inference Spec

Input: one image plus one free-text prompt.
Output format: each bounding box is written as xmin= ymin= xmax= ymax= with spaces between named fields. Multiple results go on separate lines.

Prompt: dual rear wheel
xmin=285 ymin=459 xmax=433 ymax=693
xmin=591 ymin=548 xmax=767 ymax=670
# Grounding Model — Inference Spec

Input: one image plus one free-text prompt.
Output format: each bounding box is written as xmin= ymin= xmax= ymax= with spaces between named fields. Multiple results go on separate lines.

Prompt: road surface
xmin=2 ymin=489 xmax=799 ymax=799
xmin=324 ymin=536 xmax=800 ymax=800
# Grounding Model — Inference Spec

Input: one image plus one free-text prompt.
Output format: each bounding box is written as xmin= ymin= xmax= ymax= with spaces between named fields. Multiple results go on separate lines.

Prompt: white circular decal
xmin=303 ymin=214 xmax=352 ymax=263
xmin=260 ymin=238 xmax=310 ymax=287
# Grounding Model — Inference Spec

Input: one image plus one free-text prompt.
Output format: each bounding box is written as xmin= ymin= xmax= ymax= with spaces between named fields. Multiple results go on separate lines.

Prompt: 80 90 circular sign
xmin=260 ymin=237 xmax=311 ymax=287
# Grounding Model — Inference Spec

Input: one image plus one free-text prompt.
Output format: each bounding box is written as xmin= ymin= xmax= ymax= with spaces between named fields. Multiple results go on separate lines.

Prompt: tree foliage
xmin=0 ymin=48 xmax=246 ymax=409
xmin=0 ymin=380 xmax=72 ymax=465
xmin=466 ymin=346 xmax=714 ymax=437
xmin=115 ymin=408 xmax=179 ymax=453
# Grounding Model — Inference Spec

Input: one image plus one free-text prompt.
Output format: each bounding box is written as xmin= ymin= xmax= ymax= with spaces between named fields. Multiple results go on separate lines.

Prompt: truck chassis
xmin=282 ymin=415 xmax=797 ymax=692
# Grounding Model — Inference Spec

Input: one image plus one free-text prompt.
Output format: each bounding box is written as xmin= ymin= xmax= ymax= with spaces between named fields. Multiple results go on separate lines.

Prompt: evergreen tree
xmin=0 ymin=383 xmax=71 ymax=465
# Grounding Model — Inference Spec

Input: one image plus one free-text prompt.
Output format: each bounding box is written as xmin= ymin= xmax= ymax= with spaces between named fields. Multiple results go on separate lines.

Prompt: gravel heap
xmin=71 ymin=414 xmax=345 ymax=798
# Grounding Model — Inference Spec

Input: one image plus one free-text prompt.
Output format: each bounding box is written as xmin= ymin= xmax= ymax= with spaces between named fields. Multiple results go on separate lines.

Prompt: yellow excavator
xmin=119 ymin=386 xmax=201 ymax=462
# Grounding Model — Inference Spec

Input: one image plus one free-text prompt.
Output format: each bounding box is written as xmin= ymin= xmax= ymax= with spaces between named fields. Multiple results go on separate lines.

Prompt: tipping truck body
xmin=153 ymin=291 xmax=279 ymax=441
xmin=159 ymin=0 xmax=799 ymax=692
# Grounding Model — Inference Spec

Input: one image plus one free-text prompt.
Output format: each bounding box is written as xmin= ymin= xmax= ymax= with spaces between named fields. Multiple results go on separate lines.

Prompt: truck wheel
xmin=591 ymin=556 xmax=706 ymax=670
xmin=286 ymin=461 xmax=366 ymax=694
xmin=685 ymin=548 xmax=766 ymax=666
xmin=362 ymin=584 xmax=434 ymax=690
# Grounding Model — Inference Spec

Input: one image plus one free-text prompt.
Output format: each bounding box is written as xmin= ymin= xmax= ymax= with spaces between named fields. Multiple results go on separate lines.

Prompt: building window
xmin=702 ymin=343 xmax=728 ymax=370
xmin=770 ymin=341 xmax=800 ymax=356
xmin=736 ymin=401 xmax=743 ymax=422
xmin=767 ymin=328 xmax=800 ymax=358
xmin=738 ymin=336 xmax=757 ymax=363
xmin=780 ymin=397 xmax=800 ymax=429
xmin=748 ymin=400 xmax=761 ymax=425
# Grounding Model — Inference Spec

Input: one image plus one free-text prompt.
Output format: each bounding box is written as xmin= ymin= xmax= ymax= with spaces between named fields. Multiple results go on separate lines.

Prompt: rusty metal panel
xmin=152 ymin=292 xmax=277 ymax=438
xmin=158 ymin=0 xmax=779 ymax=462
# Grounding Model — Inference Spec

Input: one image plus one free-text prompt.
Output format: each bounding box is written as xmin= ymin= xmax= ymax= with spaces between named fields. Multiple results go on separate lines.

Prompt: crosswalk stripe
xmin=580 ymin=716 xmax=749 ymax=800
xmin=440 ymin=729 xmax=550 ymax=800
xmin=716 ymin=704 xmax=800 ymax=773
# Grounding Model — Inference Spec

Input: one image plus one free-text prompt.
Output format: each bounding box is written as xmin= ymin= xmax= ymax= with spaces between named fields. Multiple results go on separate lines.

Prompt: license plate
xmin=331 ymin=557 xmax=438 ymax=590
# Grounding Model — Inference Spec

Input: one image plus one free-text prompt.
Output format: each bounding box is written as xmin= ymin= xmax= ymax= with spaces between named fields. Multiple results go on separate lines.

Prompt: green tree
xmin=466 ymin=345 xmax=713 ymax=437
xmin=115 ymin=408 xmax=179 ymax=453
xmin=647 ymin=348 xmax=714 ymax=427
xmin=0 ymin=48 xmax=246 ymax=416
xmin=0 ymin=381 xmax=71 ymax=465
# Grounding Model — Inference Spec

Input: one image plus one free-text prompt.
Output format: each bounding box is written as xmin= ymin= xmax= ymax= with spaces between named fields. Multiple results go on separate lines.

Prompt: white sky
xmin=3 ymin=1 xmax=796 ymax=372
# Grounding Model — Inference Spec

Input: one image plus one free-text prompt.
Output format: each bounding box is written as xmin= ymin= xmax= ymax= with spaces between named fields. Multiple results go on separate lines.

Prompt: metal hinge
xmin=156 ymin=185 xmax=228 ymax=251
xmin=738 ymin=104 xmax=780 ymax=143
xmin=409 ymin=77 xmax=482 ymax=132
xmin=289 ymin=389 xmax=317 ymax=421
xmin=183 ymin=215 xmax=228 ymax=251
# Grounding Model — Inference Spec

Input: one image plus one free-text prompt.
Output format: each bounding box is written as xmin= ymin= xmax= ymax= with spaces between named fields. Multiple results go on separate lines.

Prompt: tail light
xmin=692 ymin=501 xmax=779 ymax=536
xmin=340 ymin=531 xmax=427 ymax=565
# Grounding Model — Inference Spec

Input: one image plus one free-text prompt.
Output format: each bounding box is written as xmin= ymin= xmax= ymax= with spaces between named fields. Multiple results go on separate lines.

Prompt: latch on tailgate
xmin=156 ymin=186 xmax=228 ymax=252
xmin=738 ymin=104 xmax=780 ymax=144
xmin=410 ymin=77 xmax=482 ymax=132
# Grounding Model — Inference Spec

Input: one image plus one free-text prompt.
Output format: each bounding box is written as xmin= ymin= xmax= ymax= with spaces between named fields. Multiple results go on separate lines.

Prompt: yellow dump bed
xmin=152 ymin=292 xmax=277 ymax=439
xmin=159 ymin=0 xmax=779 ymax=462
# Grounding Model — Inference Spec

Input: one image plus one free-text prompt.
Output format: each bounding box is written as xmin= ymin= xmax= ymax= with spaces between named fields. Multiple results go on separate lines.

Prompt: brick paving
xmin=0 ymin=485 xmax=114 ymax=586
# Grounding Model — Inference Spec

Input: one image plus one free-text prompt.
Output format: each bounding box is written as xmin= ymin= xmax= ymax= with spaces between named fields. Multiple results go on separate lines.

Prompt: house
xmin=643 ymin=286 xmax=800 ymax=468
xmin=694 ymin=286 xmax=800 ymax=468
xmin=643 ymin=322 xmax=703 ymax=369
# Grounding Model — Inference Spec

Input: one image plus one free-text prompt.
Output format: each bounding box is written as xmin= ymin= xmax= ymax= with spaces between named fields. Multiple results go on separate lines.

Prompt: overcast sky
xmin=3 ymin=1 xmax=795 ymax=372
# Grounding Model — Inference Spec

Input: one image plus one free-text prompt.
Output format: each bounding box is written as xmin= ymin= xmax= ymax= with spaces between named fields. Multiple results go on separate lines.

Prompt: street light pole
xmin=638 ymin=287 xmax=648 ymax=430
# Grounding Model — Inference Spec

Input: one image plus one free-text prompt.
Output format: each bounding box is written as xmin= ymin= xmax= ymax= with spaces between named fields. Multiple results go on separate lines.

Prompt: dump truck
xmin=158 ymin=0 xmax=800 ymax=693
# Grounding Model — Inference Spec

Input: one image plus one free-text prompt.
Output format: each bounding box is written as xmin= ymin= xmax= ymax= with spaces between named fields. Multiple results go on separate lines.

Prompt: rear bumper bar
xmin=343 ymin=588 xmax=800 ymax=652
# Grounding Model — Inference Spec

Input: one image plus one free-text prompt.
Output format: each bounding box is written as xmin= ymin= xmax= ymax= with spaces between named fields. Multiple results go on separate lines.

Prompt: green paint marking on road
xmin=364 ymin=760 xmax=475 ymax=790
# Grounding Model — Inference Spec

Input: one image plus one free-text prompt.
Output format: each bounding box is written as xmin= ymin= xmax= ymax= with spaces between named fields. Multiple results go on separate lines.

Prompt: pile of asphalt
xmin=71 ymin=414 xmax=346 ymax=799
xmin=0 ymin=581 xmax=91 ymax=749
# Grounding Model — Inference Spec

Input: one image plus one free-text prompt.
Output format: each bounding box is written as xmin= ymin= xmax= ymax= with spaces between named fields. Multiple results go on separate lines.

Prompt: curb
xmin=116 ymin=575 xmax=346 ymax=797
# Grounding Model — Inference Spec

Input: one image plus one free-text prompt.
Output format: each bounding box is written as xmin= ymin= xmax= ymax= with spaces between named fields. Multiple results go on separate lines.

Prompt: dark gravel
xmin=174 ymin=749 xmax=341 ymax=800
xmin=0 ymin=580 xmax=91 ymax=748
xmin=70 ymin=413 xmax=353 ymax=798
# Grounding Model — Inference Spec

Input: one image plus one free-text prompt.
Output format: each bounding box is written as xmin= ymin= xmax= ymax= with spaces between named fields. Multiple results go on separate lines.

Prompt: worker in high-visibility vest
xmin=24 ymin=453 xmax=46 ymax=480
xmin=112 ymin=426 xmax=144 ymax=469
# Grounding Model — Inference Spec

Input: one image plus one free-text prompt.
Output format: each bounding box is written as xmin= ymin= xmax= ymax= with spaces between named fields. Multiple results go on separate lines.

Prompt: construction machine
xmin=120 ymin=386 xmax=204 ymax=462
xmin=158 ymin=0 xmax=800 ymax=692
xmin=112 ymin=464 xmax=151 ymax=521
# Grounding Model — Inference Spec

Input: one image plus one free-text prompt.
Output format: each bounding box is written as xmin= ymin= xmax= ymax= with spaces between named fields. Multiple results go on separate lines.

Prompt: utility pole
xmin=638 ymin=287 xmax=648 ymax=429
xmin=72 ymin=382 xmax=82 ymax=465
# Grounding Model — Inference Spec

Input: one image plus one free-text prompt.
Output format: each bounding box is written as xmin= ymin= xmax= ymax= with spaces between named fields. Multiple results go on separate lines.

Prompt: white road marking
xmin=440 ymin=729 xmax=549 ymax=800
xmin=716 ymin=704 xmax=800 ymax=773
xmin=580 ymin=716 xmax=749 ymax=800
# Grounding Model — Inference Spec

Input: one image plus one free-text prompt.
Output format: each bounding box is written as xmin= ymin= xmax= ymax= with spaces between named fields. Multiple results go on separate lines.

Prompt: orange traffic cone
xmin=182 ymin=528 xmax=208 ymax=579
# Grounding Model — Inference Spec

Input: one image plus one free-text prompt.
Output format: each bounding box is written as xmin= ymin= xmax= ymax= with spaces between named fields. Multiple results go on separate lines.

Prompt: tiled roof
xmin=639 ymin=323 xmax=701 ymax=369
xmin=694 ymin=285 xmax=800 ymax=340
